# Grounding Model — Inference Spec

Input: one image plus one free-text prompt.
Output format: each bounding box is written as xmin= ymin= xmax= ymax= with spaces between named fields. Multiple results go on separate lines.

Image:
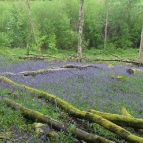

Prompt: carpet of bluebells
xmin=0 ymin=57 xmax=143 ymax=117
xmin=0 ymin=56 xmax=143 ymax=118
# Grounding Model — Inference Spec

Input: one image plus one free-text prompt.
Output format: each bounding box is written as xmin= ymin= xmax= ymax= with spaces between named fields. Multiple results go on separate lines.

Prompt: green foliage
xmin=0 ymin=33 xmax=10 ymax=48
xmin=6 ymin=5 xmax=29 ymax=48
xmin=0 ymin=0 xmax=142 ymax=51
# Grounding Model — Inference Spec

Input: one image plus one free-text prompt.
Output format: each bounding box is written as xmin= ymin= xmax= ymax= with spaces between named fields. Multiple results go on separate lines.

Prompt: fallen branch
xmin=0 ymin=132 xmax=12 ymax=140
xmin=18 ymin=56 xmax=49 ymax=60
xmin=89 ymin=109 xmax=143 ymax=129
xmin=19 ymin=68 xmax=69 ymax=76
xmin=0 ymin=72 xmax=18 ymax=76
xmin=28 ymin=54 xmax=57 ymax=58
xmin=1 ymin=97 xmax=113 ymax=143
xmin=92 ymin=58 xmax=143 ymax=66
xmin=20 ymin=64 xmax=102 ymax=76
xmin=121 ymin=107 xmax=143 ymax=133
xmin=65 ymin=54 xmax=90 ymax=62
xmin=1 ymin=76 xmax=143 ymax=142
xmin=18 ymin=55 xmax=58 ymax=60
xmin=61 ymin=64 xmax=102 ymax=69
xmin=121 ymin=107 xmax=133 ymax=118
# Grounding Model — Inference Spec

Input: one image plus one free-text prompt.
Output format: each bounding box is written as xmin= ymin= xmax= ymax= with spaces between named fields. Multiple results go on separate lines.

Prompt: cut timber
xmin=1 ymin=76 xmax=143 ymax=142
xmin=2 ymin=97 xmax=114 ymax=143
xmin=89 ymin=109 xmax=143 ymax=129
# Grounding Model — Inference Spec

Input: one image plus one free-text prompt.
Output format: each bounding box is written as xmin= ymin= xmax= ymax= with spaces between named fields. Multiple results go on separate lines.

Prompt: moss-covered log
xmin=89 ymin=109 xmax=143 ymax=129
xmin=1 ymin=76 xmax=143 ymax=142
xmin=0 ymin=132 xmax=12 ymax=140
xmin=2 ymin=97 xmax=114 ymax=143
xmin=121 ymin=107 xmax=133 ymax=118
xmin=91 ymin=58 xmax=143 ymax=65
xmin=85 ymin=112 xmax=143 ymax=143
xmin=121 ymin=107 xmax=143 ymax=133
xmin=31 ymin=123 xmax=60 ymax=143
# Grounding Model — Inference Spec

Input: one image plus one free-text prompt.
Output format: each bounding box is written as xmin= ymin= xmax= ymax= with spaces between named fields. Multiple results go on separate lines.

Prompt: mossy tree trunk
xmin=89 ymin=109 xmax=143 ymax=129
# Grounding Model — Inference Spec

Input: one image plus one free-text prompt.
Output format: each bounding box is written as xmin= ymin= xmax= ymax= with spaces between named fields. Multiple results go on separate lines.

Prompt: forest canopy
xmin=0 ymin=0 xmax=142 ymax=51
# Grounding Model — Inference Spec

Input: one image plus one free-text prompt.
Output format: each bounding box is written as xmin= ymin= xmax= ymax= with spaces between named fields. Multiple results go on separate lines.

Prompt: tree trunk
xmin=19 ymin=68 xmax=69 ymax=76
xmin=2 ymin=97 xmax=114 ymax=143
xmin=138 ymin=30 xmax=143 ymax=63
xmin=89 ymin=109 xmax=143 ymax=129
xmin=121 ymin=107 xmax=143 ymax=133
xmin=26 ymin=0 xmax=40 ymax=52
xmin=104 ymin=0 xmax=109 ymax=50
xmin=77 ymin=0 xmax=84 ymax=62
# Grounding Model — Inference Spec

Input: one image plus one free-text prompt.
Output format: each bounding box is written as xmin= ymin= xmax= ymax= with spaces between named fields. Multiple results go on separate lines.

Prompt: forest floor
xmin=0 ymin=48 xmax=143 ymax=143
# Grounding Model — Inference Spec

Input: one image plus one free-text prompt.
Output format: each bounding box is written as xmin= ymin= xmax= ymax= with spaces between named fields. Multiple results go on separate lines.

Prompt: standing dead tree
xmin=26 ymin=0 xmax=40 ymax=52
xmin=77 ymin=0 xmax=84 ymax=62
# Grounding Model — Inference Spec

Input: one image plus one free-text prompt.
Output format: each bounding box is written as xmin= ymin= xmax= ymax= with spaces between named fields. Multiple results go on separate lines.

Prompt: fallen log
xmin=0 ymin=64 xmax=100 ymax=77
xmin=1 ymin=97 xmax=114 ymax=143
xmin=85 ymin=112 xmax=143 ymax=143
xmin=121 ymin=107 xmax=133 ymax=118
xmin=28 ymin=54 xmax=57 ymax=58
xmin=89 ymin=109 xmax=143 ymax=129
xmin=91 ymin=58 xmax=143 ymax=66
xmin=0 ymin=132 xmax=12 ymax=140
xmin=121 ymin=107 xmax=143 ymax=133
xmin=61 ymin=64 xmax=101 ymax=69
xmin=0 ymin=72 xmax=19 ymax=76
xmin=30 ymin=123 xmax=60 ymax=142
xmin=18 ymin=55 xmax=58 ymax=60
xmin=19 ymin=56 xmax=49 ymax=60
xmin=1 ymin=76 xmax=143 ymax=142
xmin=19 ymin=68 xmax=69 ymax=76
xmin=65 ymin=54 xmax=90 ymax=62
xmin=126 ymin=68 xmax=142 ymax=75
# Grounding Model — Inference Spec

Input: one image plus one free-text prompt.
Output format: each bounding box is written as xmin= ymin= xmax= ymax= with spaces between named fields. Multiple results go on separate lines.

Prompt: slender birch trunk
xmin=104 ymin=0 xmax=109 ymax=50
xmin=26 ymin=0 xmax=40 ymax=52
xmin=77 ymin=0 xmax=84 ymax=62
xmin=138 ymin=30 xmax=143 ymax=63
